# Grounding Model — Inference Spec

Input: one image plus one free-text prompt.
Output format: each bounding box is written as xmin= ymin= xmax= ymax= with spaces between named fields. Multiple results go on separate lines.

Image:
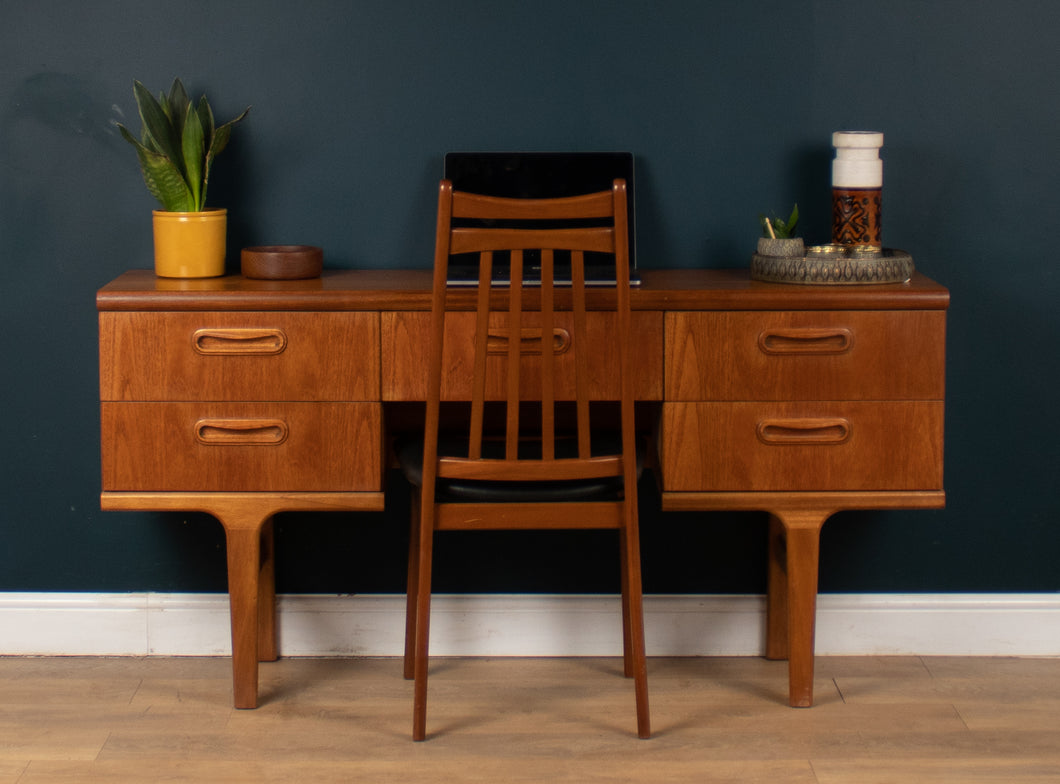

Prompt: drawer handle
xmin=192 ymin=328 xmax=288 ymax=356
xmin=758 ymin=328 xmax=854 ymax=355
xmin=756 ymin=418 xmax=851 ymax=445
xmin=486 ymin=328 xmax=571 ymax=356
xmin=195 ymin=418 xmax=289 ymax=446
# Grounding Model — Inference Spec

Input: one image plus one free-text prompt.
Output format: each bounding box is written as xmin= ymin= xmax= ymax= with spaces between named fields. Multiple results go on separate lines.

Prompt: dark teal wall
xmin=2 ymin=1 xmax=1057 ymax=594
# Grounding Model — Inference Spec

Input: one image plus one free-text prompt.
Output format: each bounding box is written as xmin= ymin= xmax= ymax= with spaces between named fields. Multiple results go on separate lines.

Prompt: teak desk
xmin=98 ymin=268 xmax=948 ymax=709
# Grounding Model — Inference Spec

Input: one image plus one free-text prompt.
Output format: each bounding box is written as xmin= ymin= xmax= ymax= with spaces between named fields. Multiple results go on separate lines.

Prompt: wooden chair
xmin=398 ymin=178 xmax=650 ymax=741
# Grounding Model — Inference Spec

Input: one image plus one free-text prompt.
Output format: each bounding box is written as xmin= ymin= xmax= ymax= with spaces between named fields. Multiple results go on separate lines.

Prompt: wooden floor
xmin=1 ymin=655 xmax=1058 ymax=783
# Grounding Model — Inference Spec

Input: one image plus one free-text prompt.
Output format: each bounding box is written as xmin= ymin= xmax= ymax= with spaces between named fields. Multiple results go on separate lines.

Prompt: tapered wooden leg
xmin=100 ymin=491 xmax=382 ymax=710
xmin=765 ymin=514 xmax=789 ymax=661
xmin=221 ymin=508 xmax=274 ymax=710
xmin=766 ymin=510 xmax=827 ymax=708
xmin=257 ymin=517 xmax=278 ymax=663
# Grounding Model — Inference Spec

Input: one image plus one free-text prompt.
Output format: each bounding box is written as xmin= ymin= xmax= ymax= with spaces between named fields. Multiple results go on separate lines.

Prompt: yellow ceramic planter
xmin=152 ymin=209 xmax=227 ymax=278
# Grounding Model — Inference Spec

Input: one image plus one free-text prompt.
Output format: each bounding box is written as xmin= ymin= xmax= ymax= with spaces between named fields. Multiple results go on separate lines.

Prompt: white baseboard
xmin=1 ymin=593 xmax=1058 ymax=657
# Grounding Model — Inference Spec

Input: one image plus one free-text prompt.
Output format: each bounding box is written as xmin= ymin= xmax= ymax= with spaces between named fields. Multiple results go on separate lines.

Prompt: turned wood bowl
xmin=241 ymin=245 xmax=323 ymax=280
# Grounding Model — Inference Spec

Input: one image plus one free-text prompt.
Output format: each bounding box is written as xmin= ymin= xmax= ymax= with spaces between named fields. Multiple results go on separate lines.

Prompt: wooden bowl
xmin=241 ymin=245 xmax=323 ymax=280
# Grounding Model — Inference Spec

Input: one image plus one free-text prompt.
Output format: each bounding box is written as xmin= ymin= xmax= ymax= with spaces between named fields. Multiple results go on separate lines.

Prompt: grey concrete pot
xmin=756 ymin=237 xmax=805 ymax=257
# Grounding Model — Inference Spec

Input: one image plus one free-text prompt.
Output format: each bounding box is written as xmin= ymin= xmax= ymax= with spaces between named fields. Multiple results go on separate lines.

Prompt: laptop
xmin=442 ymin=152 xmax=639 ymax=287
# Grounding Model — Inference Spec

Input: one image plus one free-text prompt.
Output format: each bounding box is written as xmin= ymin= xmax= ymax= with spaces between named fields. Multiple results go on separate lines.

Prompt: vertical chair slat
xmin=570 ymin=249 xmax=592 ymax=458
xmin=540 ymin=248 xmax=555 ymax=462
xmin=469 ymin=250 xmax=493 ymax=460
xmin=506 ymin=251 xmax=523 ymax=461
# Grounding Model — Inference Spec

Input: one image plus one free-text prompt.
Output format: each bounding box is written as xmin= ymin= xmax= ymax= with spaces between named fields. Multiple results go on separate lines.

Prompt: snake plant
xmin=117 ymin=78 xmax=249 ymax=212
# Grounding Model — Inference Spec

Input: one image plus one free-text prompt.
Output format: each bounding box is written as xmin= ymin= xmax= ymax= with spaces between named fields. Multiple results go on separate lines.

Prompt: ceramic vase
xmin=152 ymin=209 xmax=227 ymax=278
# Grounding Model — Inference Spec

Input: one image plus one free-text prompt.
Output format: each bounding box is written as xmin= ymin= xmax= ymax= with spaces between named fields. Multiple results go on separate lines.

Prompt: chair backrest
xmin=422 ymin=178 xmax=637 ymax=494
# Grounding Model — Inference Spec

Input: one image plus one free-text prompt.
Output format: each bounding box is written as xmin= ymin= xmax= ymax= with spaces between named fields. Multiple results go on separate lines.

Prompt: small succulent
xmin=116 ymin=78 xmax=249 ymax=212
xmin=759 ymin=204 xmax=800 ymax=239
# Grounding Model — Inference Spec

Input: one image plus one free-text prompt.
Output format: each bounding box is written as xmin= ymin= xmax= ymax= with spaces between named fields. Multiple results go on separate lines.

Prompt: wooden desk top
xmin=98 ymin=268 xmax=950 ymax=312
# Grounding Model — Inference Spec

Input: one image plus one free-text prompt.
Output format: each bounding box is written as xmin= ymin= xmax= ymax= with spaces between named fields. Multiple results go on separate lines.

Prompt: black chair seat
xmin=396 ymin=435 xmax=641 ymax=503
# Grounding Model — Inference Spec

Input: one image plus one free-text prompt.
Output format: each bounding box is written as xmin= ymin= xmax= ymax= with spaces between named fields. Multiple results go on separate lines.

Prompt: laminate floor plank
xmin=2 ymin=655 xmax=1058 ymax=783
xmin=14 ymin=758 xmax=821 ymax=784
xmin=955 ymin=701 xmax=1060 ymax=730
xmin=834 ymin=675 xmax=1060 ymax=705
xmin=813 ymin=758 xmax=1060 ymax=784
xmin=0 ymin=719 xmax=109 ymax=763
xmin=0 ymin=679 xmax=140 ymax=706
xmin=921 ymin=656 xmax=1060 ymax=679
xmin=0 ymin=762 xmax=28 ymax=784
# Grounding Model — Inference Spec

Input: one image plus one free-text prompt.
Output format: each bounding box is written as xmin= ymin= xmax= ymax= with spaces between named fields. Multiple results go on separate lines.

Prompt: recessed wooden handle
xmin=486 ymin=328 xmax=571 ymax=356
xmin=756 ymin=418 xmax=851 ymax=445
xmin=192 ymin=328 xmax=288 ymax=356
xmin=758 ymin=328 xmax=854 ymax=355
xmin=195 ymin=418 xmax=289 ymax=446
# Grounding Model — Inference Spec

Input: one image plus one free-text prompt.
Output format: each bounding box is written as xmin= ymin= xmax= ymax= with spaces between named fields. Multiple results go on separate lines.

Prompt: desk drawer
xmin=665 ymin=311 xmax=946 ymax=401
xmin=101 ymin=402 xmax=383 ymax=491
xmin=99 ymin=312 xmax=379 ymax=401
xmin=382 ymin=311 xmax=663 ymax=401
xmin=659 ymin=401 xmax=944 ymax=491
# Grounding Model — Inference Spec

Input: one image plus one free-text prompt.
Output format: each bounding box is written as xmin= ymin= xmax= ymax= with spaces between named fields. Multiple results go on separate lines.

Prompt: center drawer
xmin=381 ymin=311 xmax=663 ymax=401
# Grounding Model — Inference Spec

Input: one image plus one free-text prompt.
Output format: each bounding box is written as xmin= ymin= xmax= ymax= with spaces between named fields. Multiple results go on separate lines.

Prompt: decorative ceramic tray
xmin=751 ymin=246 xmax=914 ymax=285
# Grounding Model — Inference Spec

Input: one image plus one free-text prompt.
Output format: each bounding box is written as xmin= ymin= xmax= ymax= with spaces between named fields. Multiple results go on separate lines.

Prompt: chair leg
xmin=619 ymin=529 xmax=634 ymax=678
xmin=412 ymin=501 xmax=435 ymax=741
xmin=404 ymin=493 xmax=422 ymax=681
xmin=626 ymin=588 xmax=650 ymax=738
xmin=620 ymin=512 xmax=650 ymax=739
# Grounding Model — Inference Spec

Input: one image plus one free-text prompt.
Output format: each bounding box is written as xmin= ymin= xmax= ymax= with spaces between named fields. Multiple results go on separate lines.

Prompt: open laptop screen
xmin=442 ymin=152 xmax=638 ymax=286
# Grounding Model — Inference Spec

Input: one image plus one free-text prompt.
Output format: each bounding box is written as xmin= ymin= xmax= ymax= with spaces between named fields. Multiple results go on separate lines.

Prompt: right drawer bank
xmin=659 ymin=310 xmax=947 ymax=492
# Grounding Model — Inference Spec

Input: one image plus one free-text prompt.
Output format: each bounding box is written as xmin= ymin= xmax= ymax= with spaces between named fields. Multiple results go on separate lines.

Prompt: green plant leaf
xmin=202 ymin=106 xmax=249 ymax=209
xmin=140 ymin=149 xmax=195 ymax=211
xmin=118 ymin=123 xmax=194 ymax=210
xmin=196 ymin=97 xmax=215 ymax=155
xmin=195 ymin=98 xmax=216 ymax=208
xmin=209 ymin=106 xmax=249 ymax=159
xmin=164 ymin=80 xmax=191 ymax=160
xmin=167 ymin=79 xmax=191 ymax=123
xmin=132 ymin=81 xmax=183 ymax=175
xmin=181 ymin=104 xmax=205 ymax=210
